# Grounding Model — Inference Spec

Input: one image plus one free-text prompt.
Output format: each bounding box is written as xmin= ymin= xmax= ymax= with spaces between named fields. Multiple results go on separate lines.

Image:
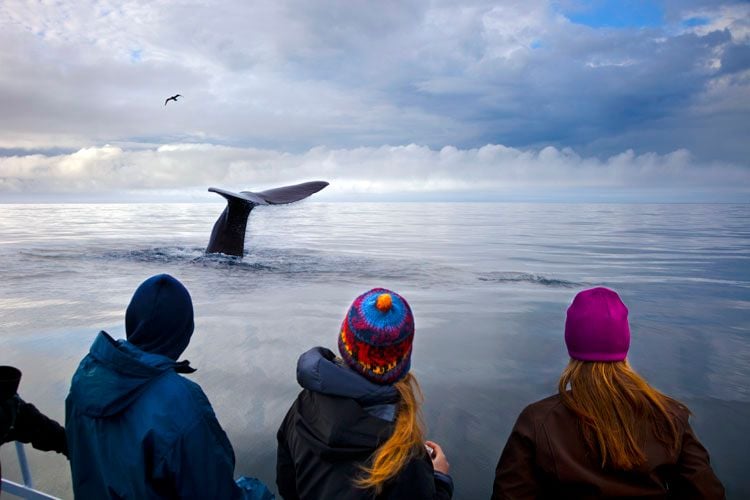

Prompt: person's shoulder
xmin=665 ymin=397 xmax=690 ymax=414
xmin=296 ymin=387 xmax=364 ymax=420
xmin=662 ymin=396 xmax=691 ymax=427
xmin=507 ymin=394 xmax=566 ymax=437
xmin=519 ymin=393 xmax=565 ymax=420
xmin=144 ymin=371 xmax=215 ymax=421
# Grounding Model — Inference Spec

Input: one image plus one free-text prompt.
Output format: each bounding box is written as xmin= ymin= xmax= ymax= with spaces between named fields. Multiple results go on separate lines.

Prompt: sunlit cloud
xmin=1 ymin=143 xmax=746 ymax=202
xmin=677 ymin=3 xmax=750 ymax=41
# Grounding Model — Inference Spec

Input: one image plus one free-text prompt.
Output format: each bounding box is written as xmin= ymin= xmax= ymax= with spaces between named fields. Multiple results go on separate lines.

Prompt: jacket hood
xmin=68 ymin=331 xmax=181 ymax=417
xmin=288 ymin=348 xmax=402 ymax=461
xmin=125 ymin=274 xmax=194 ymax=360
xmin=295 ymin=389 xmax=396 ymax=458
xmin=297 ymin=347 xmax=399 ymax=408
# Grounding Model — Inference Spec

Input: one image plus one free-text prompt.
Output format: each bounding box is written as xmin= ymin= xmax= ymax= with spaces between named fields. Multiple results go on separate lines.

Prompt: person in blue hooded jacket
xmin=65 ymin=274 xmax=271 ymax=499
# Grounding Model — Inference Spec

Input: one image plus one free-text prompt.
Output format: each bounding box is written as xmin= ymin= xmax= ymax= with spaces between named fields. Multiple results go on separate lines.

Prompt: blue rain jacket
xmin=66 ymin=331 xmax=247 ymax=499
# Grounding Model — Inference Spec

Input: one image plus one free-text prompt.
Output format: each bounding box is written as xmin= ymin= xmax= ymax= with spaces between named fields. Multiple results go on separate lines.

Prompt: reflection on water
xmin=0 ymin=202 xmax=748 ymax=498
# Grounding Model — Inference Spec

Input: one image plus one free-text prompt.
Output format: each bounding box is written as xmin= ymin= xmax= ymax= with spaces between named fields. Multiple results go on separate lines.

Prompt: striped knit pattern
xmin=338 ymin=288 xmax=414 ymax=385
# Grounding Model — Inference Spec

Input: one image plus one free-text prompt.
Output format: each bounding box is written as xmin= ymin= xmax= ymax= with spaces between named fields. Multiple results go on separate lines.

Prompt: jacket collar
xmin=69 ymin=331 xmax=184 ymax=417
xmin=297 ymin=347 xmax=400 ymax=413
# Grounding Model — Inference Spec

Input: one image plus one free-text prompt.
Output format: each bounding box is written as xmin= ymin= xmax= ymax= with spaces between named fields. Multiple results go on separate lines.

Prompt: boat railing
xmin=1 ymin=442 xmax=60 ymax=499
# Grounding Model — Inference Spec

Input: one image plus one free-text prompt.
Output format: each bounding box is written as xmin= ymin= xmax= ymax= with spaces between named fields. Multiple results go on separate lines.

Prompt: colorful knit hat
xmin=565 ymin=287 xmax=630 ymax=362
xmin=338 ymin=288 xmax=414 ymax=385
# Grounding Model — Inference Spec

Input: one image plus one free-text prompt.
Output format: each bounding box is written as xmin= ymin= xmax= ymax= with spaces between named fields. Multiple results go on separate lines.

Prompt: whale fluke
xmin=206 ymin=180 xmax=329 ymax=257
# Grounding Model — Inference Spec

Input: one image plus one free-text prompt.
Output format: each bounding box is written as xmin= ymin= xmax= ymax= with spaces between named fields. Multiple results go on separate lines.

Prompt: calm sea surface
xmin=0 ymin=202 xmax=748 ymax=499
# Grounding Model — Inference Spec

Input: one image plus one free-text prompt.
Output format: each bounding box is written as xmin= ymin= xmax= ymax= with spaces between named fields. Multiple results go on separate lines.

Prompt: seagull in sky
xmin=164 ymin=94 xmax=182 ymax=106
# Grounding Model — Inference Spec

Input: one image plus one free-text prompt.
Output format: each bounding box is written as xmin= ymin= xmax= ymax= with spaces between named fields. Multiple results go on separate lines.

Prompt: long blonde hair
xmin=559 ymin=359 xmax=683 ymax=470
xmin=354 ymin=373 xmax=426 ymax=494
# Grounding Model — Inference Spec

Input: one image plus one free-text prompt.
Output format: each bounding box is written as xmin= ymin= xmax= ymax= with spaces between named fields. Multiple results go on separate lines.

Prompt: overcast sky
xmin=1 ymin=0 xmax=748 ymax=202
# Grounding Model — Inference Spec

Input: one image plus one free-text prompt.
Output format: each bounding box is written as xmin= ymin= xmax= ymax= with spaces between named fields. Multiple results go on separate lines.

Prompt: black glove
xmin=0 ymin=394 xmax=21 ymax=443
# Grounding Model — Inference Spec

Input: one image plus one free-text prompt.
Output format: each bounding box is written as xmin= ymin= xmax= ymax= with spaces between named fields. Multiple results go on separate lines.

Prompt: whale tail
xmin=206 ymin=181 xmax=329 ymax=256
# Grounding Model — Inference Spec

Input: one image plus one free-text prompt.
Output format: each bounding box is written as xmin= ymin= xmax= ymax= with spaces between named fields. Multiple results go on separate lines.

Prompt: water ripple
xmin=477 ymin=271 xmax=581 ymax=287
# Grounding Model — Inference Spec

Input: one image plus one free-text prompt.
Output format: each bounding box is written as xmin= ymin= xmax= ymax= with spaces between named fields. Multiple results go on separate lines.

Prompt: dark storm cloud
xmin=720 ymin=42 xmax=750 ymax=74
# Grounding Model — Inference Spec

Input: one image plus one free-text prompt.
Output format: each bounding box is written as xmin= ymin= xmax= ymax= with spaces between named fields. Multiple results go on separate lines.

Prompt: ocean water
xmin=0 ymin=201 xmax=748 ymax=499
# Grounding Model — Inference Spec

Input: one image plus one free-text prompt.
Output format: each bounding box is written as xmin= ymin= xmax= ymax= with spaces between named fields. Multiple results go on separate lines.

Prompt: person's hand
xmin=425 ymin=440 xmax=450 ymax=475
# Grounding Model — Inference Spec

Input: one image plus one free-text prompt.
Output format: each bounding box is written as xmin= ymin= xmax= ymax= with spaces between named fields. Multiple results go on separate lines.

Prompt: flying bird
xmin=164 ymin=94 xmax=182 ymax=106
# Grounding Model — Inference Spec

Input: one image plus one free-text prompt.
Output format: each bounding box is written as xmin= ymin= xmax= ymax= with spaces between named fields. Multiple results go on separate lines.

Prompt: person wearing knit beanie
xmin=277 ymin=287 xmax=453 ymax=499
xmin=492 ymin=287 xmax=724 ymax=499
xmin=564 ymin=286 xmax=631 ymax=362
xmin=338 ymin=288 xmax=415 ymax=385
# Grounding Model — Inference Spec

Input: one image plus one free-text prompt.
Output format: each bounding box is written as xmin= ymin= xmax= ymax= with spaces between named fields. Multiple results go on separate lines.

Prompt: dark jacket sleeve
xmin=5 ymin=399 xmax=67 ymax=457
xmin=387 ymin=454 xmax=453 ymax=499
xmin=492 ymin=406 xmax=539 ymax=500
xmin=276 ymin=405 xmax=300 ymax=500
xmin=669 ymin=422 xmax=725 ymax=500
xmin=433 ymin=470 xmax=454 ymax=499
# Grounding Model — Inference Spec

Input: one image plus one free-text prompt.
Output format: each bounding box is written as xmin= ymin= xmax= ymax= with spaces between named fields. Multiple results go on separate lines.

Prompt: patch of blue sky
xmin=682 ymin=17 xmax=710 ymax=28
xmin=530 ymin=40 xmax=543 ymax=49
xmin=130 ymin=49 xmax=142 ymax=62
xmin=561 ymin=0 xmax=665 ymax=29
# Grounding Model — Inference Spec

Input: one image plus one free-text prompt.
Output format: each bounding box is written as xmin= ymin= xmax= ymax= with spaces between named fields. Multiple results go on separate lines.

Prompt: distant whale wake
xmin=206 ymin=181 xmax=329 ymax=257
xmin=478 ymin=272 xmax=579 ymax=287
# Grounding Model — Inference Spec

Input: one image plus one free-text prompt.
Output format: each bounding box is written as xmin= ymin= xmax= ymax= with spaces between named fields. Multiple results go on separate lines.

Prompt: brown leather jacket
xmin=492 ymin=394 xmax=725 ymax=499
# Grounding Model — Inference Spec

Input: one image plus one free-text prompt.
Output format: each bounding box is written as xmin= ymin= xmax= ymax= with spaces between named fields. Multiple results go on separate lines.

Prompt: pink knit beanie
xmin=565 ymin=287 xmax=630 ymax=362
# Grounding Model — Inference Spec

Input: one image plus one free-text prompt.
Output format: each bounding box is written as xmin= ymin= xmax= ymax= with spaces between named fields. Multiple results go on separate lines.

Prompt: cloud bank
xmin=1 ymin=143 xmax=746 ymax=202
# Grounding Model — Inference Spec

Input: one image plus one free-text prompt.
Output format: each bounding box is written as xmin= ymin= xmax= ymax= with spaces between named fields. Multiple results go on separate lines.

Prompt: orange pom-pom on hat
xmin=375 ymin=293 xmax=392 ymax=312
